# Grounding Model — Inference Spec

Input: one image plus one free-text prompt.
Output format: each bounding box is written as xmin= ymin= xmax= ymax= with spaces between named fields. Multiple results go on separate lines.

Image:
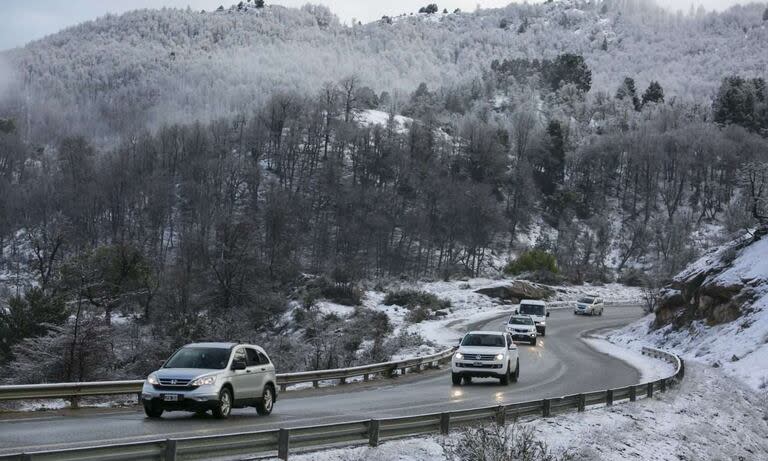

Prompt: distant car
xmin=574 ymin=296 xmax=604 ymax=316
xmin=141 ymin=342 xmax=277 ymax=419
xmin=518 ymin=300 xmax=549 ymax=336
xmin=452 ymin=331 xmax=519 ymax=385
xmin=505 ymin=314 xmax=538 ymax=345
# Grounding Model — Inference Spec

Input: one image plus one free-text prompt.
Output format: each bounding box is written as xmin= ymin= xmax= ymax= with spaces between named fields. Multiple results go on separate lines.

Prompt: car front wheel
xmin=256 ymin=386 xmax=275 ymax=416
xmin=143 ymin=402 xmax=163 ymax=419
xmin=213 ymin=387 xmax=233 ymax=419
xmin=451 ymin=373 xmax=462 ymax=385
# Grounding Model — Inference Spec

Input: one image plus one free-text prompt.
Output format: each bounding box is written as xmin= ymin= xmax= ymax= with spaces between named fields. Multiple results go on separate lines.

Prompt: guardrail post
xmin=278 ymin=428 xmax=290 ymax=460
xmin=368 ymin=419 xmax=380 ymax=447
xmin=20 ymin=454 xmax=31 ymax=461
xmin=165 ymin=439 xmax=177 ymax=461
xmin=606 ymin=389 xmax=614 ymax=407
xmin=69 ymin=395 xmax=80 ymax=409
xmin=647 ymin=382 xmax=654 ymax=398
xmin=400 ymin=367 xmax=407 ymax=376
xmin=386 ymin=366 xmax=397 ymax=379
xmin=629 ymin=386 xmax=637 ymax=402
xmin=280 ymin=384 xmax=287 ymax=392
xmin=495 ymin=406 xmax=506 ymax=426
xmin=363 ymin=373 xmax=369 ymax=382
xmin=542 ymin=399 xmax=551 ymax=417
xmin=577 ymin=394 xmax=586 ymax=412
xmin=339 ymin=377 xmax=346 ymax=385
xmin=312 ymin=380 xmax=319 ymax=389
xmin=440 ymin=413 xmax=450 ymax=435
xmin=679 ymin=359 xmax=685 ymax=380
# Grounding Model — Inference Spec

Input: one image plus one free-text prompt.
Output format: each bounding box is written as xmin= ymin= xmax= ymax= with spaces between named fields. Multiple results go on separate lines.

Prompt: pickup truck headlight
xmin=454 ymin=352 xmax=464 ymax=360
xmin=147 ymin=374 xmax=159 ymax=385
xmin=495 ymin=353 xmax=504 ymax=361
xmin=190 ymin=376 xmax=217 ymax=387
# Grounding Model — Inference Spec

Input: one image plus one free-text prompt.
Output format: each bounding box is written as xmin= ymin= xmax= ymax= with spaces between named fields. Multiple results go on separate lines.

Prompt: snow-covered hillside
xmin=612 ymin=234 xmax=768 ymax=390
xmin=3 ymin=0 xmax=768 ymax=139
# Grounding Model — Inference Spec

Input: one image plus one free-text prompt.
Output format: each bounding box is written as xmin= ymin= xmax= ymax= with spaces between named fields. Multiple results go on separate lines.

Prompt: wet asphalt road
xmin=0 ymin=305 xmax=644 ymax=454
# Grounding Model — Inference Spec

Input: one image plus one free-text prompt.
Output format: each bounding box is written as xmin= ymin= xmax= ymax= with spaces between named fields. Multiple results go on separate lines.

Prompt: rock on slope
xmin=620 ymin=233 xmax=768 ymax=390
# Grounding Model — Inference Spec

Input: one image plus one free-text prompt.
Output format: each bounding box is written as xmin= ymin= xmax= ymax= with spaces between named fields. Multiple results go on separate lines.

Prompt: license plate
xmin=163 ymin=394 xmax=180 ymax=402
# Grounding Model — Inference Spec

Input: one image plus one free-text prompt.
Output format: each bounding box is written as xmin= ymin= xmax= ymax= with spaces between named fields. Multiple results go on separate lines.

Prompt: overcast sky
xmin=0 ymin=0 xmax=754 ymax=50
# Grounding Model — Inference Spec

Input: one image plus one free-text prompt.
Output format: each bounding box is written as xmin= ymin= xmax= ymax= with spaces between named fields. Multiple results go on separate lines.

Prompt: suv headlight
xmin=454 ymin=352 xmax=464 ymax=360
xmin=495 ymin=353 xmax=504 ymax=361
xmin=147 ymin=374 xmax=159 ymax=385
xmin=191 ymin=376 xmax=217 ymax=387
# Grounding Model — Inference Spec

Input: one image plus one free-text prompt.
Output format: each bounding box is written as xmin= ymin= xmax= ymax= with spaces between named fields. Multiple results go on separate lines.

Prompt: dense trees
xmin=2 ymin=0 xmax=768 ymax=383
xmin=714 ymin=77 xmax=768 ymax=134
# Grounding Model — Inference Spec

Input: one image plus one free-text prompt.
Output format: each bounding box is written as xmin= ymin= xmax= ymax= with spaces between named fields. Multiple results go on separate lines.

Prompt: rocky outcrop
xmin=475 ymin=280 xmax=555 ymax=303
xmin=654 ymin=234 xmax=765 ymax=330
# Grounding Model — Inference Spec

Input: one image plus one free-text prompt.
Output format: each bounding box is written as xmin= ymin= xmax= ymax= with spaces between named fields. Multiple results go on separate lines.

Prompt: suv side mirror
xmin=231 ymin=359 xmax=247 ymax=371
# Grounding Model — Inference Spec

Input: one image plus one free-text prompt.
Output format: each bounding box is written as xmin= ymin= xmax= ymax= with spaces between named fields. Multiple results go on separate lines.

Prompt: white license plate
xmin=163 ymin=394 xmax=180 ymax=402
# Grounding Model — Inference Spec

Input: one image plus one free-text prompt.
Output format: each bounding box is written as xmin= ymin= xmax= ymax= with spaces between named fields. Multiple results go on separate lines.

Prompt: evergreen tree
xmin=642 ymin=81 xmax=665 ymax=106
xmin=544 ymin=54 xmax=592 ymax=93
xmin=255 ymin=0 xmax=265 ymax=8
xmin=616 ymin=77 xmax=640 ymax=111
xmin=601 ymin=37 xmax=608 ymax=51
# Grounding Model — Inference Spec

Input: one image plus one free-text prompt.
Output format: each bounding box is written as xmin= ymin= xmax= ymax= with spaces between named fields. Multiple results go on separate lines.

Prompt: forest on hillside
xmin=1 ymin=0 xmax=768 ymax=384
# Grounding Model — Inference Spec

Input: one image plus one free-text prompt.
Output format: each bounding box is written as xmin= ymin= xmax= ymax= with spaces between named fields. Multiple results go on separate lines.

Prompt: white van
xmin=517 ymin=299 xmax=549 ymax=336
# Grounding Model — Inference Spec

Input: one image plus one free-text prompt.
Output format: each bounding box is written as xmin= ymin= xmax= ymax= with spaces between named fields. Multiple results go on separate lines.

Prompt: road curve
xmin=0 ymin=306 xmax=644 ymax=454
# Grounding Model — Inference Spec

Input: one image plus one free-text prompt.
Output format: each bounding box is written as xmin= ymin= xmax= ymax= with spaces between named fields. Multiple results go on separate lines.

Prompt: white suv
xmin=574 ymin=296 xmax=604 ymax=316
xmin=451 ymin=331 xmax=520 ymax=385
xmin=142 ymin=342 xmax=277 ymax=419
xmin=505 ymin=315 xmax=538 ymax=345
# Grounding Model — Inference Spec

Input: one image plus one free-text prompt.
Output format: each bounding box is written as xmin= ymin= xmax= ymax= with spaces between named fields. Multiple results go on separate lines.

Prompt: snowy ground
xmin=267 ymin=356 xmax=768 ymax=461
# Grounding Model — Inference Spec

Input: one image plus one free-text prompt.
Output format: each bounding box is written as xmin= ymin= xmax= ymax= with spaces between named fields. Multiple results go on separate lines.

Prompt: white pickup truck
xmin=451 ymin=331 xmax=520 ymax=386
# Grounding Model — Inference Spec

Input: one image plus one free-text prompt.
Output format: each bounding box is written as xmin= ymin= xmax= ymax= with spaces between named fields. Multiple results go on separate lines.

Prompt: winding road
xmin=0 ymin=305 xmax=644 ymax=455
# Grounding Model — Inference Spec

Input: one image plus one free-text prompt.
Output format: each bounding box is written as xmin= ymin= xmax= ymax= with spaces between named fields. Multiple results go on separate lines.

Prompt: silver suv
xmin=141 ymin=342 xmax=277 ymax=419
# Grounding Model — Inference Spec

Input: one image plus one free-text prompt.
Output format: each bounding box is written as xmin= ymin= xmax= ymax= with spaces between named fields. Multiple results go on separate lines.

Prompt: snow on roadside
xmin=582 ymin=337 xmax=675 ymax=383
xmin=266 ymin=362 xmax=768 ymax=461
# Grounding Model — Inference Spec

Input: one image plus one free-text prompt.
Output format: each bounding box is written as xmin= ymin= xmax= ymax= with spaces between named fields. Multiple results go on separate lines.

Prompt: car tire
xmin=511 ymin=359 xmax=520 ymax=383
xmin=256 ymin=385 xmax=275 ymax=416
xmin=212 ymin=387 xmax=233 ymax=419
xmin=462 ymin=376 xmax=472 ymax=385
xmin=599 ymin=309 xmax=604 ymax=316
xmin=541 ymin=328 xmax=546 ymax=337
xmin=500 ymin=366 xmax=510 ymax=386
xmin=452 ymin=373 xmax=462 ymax=385
xmin=530 ymin=337 xmax=537 ymax=346
xmin=143 ymin=402 xmax=163 ymax=419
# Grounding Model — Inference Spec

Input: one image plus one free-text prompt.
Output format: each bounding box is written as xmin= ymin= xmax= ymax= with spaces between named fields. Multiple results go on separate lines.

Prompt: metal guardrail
xmin=0 ymin=346 xmax=684 ymax=461
xmin=0 ymin=349 xmax=456 ymax=405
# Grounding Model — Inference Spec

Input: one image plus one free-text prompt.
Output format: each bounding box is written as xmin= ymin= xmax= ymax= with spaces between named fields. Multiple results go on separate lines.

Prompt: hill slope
xmin=1 ymin=0 xmax=767 ymax=140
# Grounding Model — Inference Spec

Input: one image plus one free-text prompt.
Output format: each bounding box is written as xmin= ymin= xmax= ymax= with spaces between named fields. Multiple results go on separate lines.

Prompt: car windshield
xmin=164 ymin=347 xmax=231 ymax=370
xmin=508 ymin=316 xmax=534 ymax=325
xmin=461 ymin=334 xmax=505 ymax=347
xmin=519 ymin=304 xmax=545 ymax=316
xmin=579 ymin=298 xmax=595 ymax=304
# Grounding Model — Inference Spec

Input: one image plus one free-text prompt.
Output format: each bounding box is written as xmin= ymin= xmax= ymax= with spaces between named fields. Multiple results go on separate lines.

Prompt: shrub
xmin=384 ymin=290 xmax=451 ymax=324
xmin=383 ymin=290 xmax=451 ymax=310
xmin=442 ymin=423 xmax=574 ymax=461
xmin=505 ymin=249 xmax=558 ymax=275
xmin=305 ymin=276 xmax=363 ymax=306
